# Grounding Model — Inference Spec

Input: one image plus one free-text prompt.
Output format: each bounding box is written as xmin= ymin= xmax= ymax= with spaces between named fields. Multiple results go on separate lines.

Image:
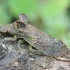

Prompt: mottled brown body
xmin=15 ymin=22 xmax=68 ymax=57
xmin=0 ymin=14 xmax=68 ymax=57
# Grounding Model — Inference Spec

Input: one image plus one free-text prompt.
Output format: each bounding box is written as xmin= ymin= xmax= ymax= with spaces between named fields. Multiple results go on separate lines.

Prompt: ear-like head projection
xmin=13 ymin=14 xmax=29 ymax=34
xmin=15 ymin=14 xmax=29 ymax=29
xmin=18 ymin=13 xmax=28 ymax=24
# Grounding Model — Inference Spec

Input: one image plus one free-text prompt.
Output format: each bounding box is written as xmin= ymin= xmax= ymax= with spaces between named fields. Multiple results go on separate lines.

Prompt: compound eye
xmin=17 ymin=22 xmax=26 ymax=28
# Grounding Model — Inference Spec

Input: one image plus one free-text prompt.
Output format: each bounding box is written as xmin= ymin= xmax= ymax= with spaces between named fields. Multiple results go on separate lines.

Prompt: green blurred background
xmin=0 ymin=0 xmax=70 ymax=47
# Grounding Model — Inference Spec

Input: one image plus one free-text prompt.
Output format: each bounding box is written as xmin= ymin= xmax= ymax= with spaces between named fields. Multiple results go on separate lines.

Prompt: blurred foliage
xmin=0 ymin=0 xmax=70 ymax=47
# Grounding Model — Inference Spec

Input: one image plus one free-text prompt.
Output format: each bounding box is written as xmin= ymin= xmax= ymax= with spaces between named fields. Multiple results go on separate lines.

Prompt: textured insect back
xmin=17 ymin=23 xmax=68 ymax=57
xmin=16 ymin=14 xmax=68 ymax=57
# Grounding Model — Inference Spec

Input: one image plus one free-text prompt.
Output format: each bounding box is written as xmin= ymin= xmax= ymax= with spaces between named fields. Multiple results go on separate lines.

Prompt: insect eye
xmin=17 ymin=22 xmax=26 ymax=28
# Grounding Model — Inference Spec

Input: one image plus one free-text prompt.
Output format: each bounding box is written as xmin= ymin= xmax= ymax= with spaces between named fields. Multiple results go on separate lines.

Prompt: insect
xmin=0 ymin=14 xmax=69 ymax=61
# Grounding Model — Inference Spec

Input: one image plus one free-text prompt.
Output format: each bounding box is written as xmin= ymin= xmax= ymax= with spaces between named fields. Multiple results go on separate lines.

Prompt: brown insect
xmin=0 ymin=14 xmax=69 ymax=61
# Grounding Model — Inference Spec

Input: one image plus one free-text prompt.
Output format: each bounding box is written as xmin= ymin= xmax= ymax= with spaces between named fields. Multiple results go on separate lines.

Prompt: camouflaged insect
xmin=0 ymin=14 xmax=68 ymax=57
